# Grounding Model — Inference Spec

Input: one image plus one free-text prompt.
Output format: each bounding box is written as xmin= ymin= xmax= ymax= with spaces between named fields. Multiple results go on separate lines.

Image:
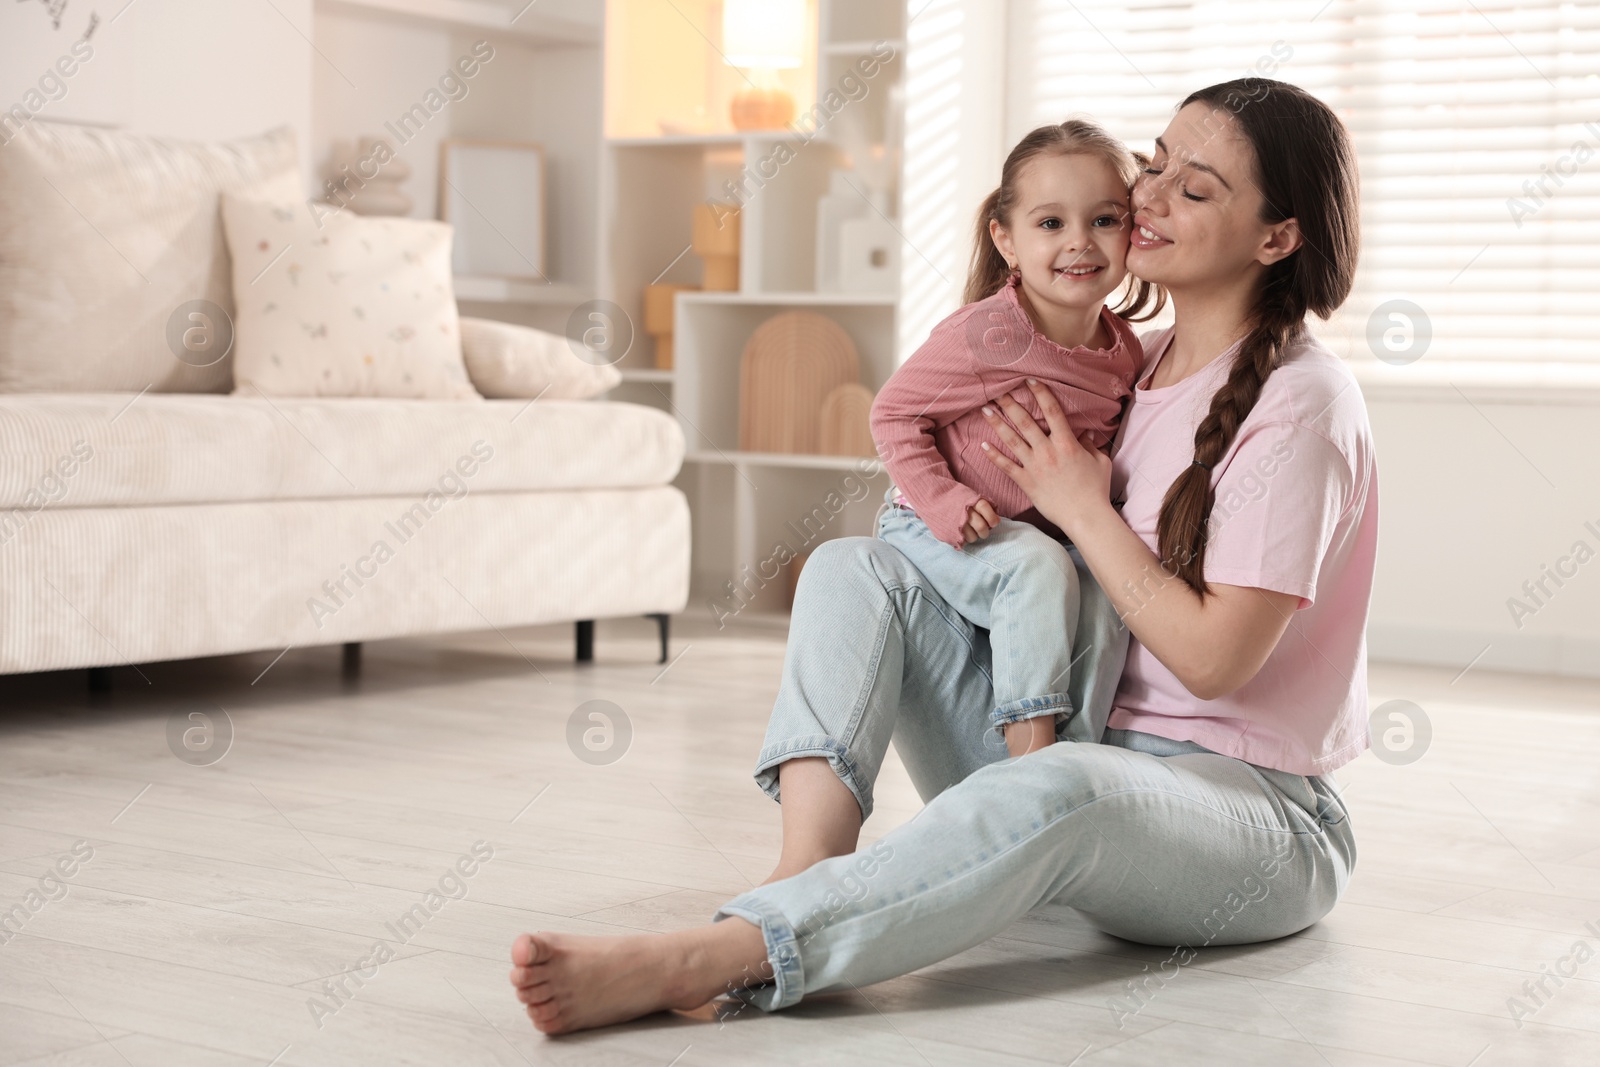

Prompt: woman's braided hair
xmin=1154 ymin=79 xmax=1360 ymax=597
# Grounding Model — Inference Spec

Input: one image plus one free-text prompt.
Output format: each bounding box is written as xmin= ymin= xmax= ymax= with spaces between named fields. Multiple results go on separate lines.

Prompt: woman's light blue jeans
xmin=875 ymin=486 xmax=1129 ymax=745
xmin=712 ymin=534 xmax=1357 ymax=1013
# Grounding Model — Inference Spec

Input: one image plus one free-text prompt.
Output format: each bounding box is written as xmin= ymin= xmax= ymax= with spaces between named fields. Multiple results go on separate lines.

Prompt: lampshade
xmin=722 ymin=0 xmax=805 ymax=69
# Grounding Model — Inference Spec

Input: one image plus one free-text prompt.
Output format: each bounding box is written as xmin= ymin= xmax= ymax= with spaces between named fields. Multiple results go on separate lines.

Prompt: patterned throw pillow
xmin=222 ymin=196 xmax=478 ymax=399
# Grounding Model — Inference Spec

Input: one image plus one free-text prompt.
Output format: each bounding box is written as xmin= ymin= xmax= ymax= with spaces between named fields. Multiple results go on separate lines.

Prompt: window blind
xmin=1006 ymin=0 xmax=1600 ymax=371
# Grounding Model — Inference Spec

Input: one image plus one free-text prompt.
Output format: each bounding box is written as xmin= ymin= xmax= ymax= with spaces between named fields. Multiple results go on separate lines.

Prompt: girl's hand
xmin=979 ymin=380 xmax=1114 ymax=539
xmin=960 ymin=498 xmax=1001 ymax=545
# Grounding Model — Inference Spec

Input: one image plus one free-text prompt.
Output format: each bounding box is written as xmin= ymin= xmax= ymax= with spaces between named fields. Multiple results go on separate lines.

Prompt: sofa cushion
xmin=0 ymin=394 xmax=683 ymax=511
xmin=222 ymin=197 xmax=477 ymax=400
xmin=0 ymin=122 xmax=302 ymax=394
xmin=459 ymin=317 xmax=621 ymax=399
xmin=0 ymin=486 xmax=690 ymax=675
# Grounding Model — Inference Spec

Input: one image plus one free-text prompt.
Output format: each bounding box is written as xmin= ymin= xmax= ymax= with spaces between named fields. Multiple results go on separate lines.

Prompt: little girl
xmin=869 ymin=119 xmax=1162 ymax=758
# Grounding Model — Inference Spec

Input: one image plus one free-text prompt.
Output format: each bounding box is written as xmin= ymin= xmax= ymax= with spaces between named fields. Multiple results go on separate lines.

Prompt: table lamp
xmin=722 ymin=0 xmax=805 ymax=131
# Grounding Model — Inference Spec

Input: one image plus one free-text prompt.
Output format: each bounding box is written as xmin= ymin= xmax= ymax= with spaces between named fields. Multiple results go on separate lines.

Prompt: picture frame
xmin=438 ymin=139 xmax=546 ymax=280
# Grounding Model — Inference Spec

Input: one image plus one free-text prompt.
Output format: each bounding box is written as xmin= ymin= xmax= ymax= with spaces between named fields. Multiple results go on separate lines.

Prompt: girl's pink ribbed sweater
xmin=869 ymin=274 xmax=1144 ymax=547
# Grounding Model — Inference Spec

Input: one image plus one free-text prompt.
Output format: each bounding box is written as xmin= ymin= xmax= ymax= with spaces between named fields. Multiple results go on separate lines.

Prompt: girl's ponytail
xmin=963 ymin=187 xmax=1012 ymax=306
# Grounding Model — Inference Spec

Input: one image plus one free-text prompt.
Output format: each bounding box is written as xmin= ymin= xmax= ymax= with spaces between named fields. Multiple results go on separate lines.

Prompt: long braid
xmin=1149 ymin=77 xmax=1360 ymax=598
xmin=1156 ymin=268 xmax=1305 ymax=596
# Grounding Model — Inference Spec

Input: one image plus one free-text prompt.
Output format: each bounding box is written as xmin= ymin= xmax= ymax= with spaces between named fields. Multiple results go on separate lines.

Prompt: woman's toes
xmin=509 ymin=962 xmax=551 ymax=988
xmin=515 ymin=982 xmax=554 ymax=1006
xmin=528 ymin=1000 xmax=563 ymax=1033
xmin=511 ymin=932 xmax=555 ymax=968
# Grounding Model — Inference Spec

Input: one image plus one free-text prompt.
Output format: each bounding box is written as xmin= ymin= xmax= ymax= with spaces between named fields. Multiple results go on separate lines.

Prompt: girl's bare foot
xmin=508 ymin=920 xmax=766 ymax=1035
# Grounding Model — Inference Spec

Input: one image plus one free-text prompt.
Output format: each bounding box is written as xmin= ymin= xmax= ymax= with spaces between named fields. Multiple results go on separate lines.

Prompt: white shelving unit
xmin=451 ymin=275 xmax=591 ymax=305
xmin=319 ymin=0 xmax=601 ymax=46
xmin=598 ymin=0 xmax=907 ymax=618
xmin=312 ymin=0 xmax=604 ymax=338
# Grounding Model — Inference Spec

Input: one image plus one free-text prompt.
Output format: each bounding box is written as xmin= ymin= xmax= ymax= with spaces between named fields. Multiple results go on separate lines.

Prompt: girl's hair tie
xmin=1192 ymin=459 xmax=1214 ymax=471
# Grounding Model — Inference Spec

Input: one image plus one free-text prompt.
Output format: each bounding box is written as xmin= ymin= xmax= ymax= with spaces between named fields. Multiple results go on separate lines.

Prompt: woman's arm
xmin=979 ymin=381 xmax=1298 ymax=701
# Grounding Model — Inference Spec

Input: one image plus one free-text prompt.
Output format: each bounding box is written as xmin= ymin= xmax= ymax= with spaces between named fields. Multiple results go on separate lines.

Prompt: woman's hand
xmin=980 ymin=378 xmax=1300 ymax=701
xmin=979 ymin=379 xmax=1115 ymax=540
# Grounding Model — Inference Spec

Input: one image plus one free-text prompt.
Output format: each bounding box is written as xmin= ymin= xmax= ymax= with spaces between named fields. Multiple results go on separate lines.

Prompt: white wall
xmin=1 ymin=0 xmax=313 ymax=192
xmin=1365 ymin=396 xmax=1600 ymax=678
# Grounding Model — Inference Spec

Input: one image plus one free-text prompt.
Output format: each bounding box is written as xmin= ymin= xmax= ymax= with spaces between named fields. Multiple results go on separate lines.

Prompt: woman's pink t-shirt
xmin=1105 ymin=326 xmax=1379 ymax=776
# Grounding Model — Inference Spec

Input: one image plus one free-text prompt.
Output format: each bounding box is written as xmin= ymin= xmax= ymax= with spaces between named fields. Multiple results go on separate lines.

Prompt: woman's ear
xmin=1257 ymin=218 xmax=1303 ymax=265
xmin=989 ymin=217 xmax=1018 ymax=269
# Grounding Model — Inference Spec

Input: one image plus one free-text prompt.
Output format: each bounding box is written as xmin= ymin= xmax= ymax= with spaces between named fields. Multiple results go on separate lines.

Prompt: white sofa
xmin=0 ymin=123 xmax=689 ymax=678
xmin=0 ymin=393 xmax=690 ymax=676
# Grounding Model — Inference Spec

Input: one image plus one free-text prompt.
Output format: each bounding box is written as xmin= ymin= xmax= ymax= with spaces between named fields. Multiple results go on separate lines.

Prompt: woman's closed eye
xmin=1143 ymin=161 xmax=1207 ymax=202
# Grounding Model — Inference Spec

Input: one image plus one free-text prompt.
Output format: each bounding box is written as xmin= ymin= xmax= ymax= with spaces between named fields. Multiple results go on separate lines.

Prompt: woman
xmin=507 ymin=78 xmax=1375 ymax=1034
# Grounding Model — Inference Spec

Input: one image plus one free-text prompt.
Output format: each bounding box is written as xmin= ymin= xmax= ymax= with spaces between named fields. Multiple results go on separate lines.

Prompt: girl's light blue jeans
xmin=875 ymin=486 xmax=1129 ymax=745
xmin=712 ymin=534 xmax=1357 ymax=1013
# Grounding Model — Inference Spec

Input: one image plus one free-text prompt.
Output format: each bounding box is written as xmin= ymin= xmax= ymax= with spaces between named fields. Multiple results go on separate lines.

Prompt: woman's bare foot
xmin=508 ymin=920 xmax=766 ymax=1035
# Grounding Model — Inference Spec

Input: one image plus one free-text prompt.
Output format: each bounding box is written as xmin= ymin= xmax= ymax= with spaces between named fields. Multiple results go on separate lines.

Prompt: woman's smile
xmin=1130 ymin=216 xmax=1172 ymax=249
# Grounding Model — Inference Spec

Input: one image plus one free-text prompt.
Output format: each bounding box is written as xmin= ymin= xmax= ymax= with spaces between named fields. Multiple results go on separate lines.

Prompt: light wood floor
xmin=1 ymin=615 xmax=1597 ymax=1066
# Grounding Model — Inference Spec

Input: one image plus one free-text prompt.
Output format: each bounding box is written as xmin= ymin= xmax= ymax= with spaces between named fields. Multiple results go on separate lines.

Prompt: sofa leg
xmin=647 ymin=613 xmax=669 ymax=664
xmin=342 ymin=642 xmax=361 ymax=678
xmin=575 ymin=620 xmax=594 ymax=663
xmin=87 ymin=667 xmax=112 ymax=693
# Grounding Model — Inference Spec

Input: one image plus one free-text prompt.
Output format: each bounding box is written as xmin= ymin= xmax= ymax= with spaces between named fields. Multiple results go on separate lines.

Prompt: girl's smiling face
xmin=988 ymin=152 xmax=1132 ymax=314
xmin=1128 ymin=102 xmax=1287 ymax=291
